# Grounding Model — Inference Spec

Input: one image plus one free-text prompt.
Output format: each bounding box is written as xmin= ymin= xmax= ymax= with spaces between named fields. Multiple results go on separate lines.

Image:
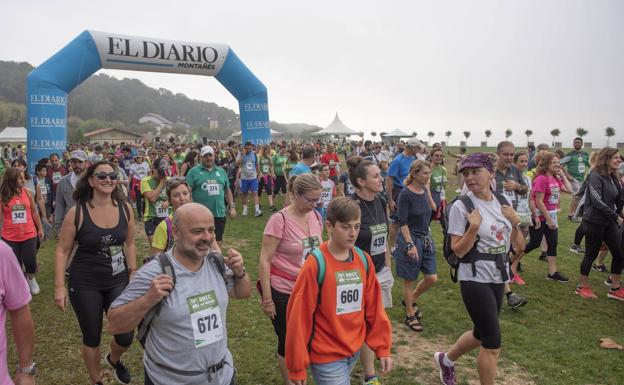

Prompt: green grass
xmin=8 ymin=150 xmax=624 ymax=385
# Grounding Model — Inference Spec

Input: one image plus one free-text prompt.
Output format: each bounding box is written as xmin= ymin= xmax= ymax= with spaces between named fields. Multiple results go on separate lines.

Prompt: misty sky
xmin=1 ymin=0 xmax=622 ymax=146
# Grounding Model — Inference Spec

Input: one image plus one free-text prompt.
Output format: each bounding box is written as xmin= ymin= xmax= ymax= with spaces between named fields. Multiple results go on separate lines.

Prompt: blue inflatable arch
xmin=26 ymin=30 xmax=270 ymax=171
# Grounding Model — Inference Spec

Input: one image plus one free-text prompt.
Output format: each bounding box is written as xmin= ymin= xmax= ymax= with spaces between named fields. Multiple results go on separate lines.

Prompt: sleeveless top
xmin=1 ymin=188 xmax=37 ymax=242
xmin=69 ymin=202 xmax=129 ymax=289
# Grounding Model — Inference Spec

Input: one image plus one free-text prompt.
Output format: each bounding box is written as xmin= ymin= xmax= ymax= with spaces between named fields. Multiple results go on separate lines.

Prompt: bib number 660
xmin=340 ymin=289 xmax=359 ymax=304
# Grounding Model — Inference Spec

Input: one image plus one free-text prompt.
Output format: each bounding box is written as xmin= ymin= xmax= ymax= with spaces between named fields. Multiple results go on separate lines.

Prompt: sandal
xmin=404 ymin=314 xmax=423 ymax=332
xmin=401 ymin=300 xmax=423 ymax=319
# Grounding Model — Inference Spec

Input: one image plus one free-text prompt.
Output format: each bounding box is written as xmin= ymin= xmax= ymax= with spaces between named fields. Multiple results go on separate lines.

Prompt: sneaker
xmin=546 ymin=272 xmax=569 ymax=282
xmin=242 ymin=207 xmax=248 ymax=216
xmin=511 ymin=274 xmax=526 ymax=285
xmin=363 ymin=376 xmax=382 ymax=385
xmin=255 ymin=209 xmax=263 ymax=217
xmin=569 ymin=244 xmax=585 ymax=254
xmin=607 ymin=287 xmax=624 ymax=301
xmin=539 ymin=252 xmax=547 ymax=261
xmin=27 ymin=277 xmax=40 ymax=295
xmin=270 ymin=206 xmax=278 ymax=212
xmin=592 ymin=264 xmax=608 ymax=273
xmin=605 ymin=277 xmax=613 ymax=287
xmin=433 ymin=352 xmax=456 ymax=385
xmin=507 ymin=292 xmax=528 ymax=309
xmin=105 ymin=352 xmax=132 ymax=385
xmin=517 ymin=262 xmax=523 ymax=273
xmin=575 ymin=286 xmax=598 ymax=299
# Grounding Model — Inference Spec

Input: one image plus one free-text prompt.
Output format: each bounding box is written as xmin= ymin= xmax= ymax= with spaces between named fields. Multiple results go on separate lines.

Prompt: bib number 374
xmin=187 ymin=291 xmax=223 ymax=348
xmin=335 ymin=270 xmax=363 ymax=315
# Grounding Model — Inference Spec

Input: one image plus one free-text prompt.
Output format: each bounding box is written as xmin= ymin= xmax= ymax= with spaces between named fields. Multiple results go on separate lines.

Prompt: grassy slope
xmin=8 ymin=147 xmax=624 ymax=385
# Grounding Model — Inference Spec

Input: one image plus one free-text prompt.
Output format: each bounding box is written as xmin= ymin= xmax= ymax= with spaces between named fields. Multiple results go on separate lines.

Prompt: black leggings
xmin=574 ymin=224 xmax=585 ymax=246
xmin=270 ymin=286 xmax=290 ymax=357
xmin=2 ymin=237 xmax=38 ymax=274
xmin=69 ymin=284 xmax=134 ymax=348
xmin=460 ymin=281 xmax=504 ymax=349
xmin=273 ymin=175 xmax=287 ymax=195
xmin=525 ymin=221 xmax=558 ymax=256
xmin=133 ymin=183 xmax=143 ymax=220
xmin=580 ymin=220 xmax=623 ymax=276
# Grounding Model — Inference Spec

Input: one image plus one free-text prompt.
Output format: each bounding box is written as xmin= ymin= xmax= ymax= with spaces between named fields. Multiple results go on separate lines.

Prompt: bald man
xmin=108 ymin=203 xmax=250 ymax=385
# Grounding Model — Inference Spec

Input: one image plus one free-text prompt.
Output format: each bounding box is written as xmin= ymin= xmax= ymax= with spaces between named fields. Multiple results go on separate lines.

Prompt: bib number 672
xmin=197 ymin=314 xmax=219 ymax=333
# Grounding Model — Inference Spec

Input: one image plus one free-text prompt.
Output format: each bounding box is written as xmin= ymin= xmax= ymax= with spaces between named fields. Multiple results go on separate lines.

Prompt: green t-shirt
xmin=561 ymin=150 xmax=589 ymax=181
xmin=173 ymin=153 xmax=186 ymax=169
xmin=259 ymin=155 xmax=272 ymax=175
xmin=284 ymin=160 xmax=297 ymax=176
xmin=140 ymin=176 xmax=170 ymax=220
xmin=430 ymin=165 xmax=447 ymax=192
xmin=272 ymin=154 xmax=288 ymax=176
xmin=185 ymin=164 xmax=230 ymax=218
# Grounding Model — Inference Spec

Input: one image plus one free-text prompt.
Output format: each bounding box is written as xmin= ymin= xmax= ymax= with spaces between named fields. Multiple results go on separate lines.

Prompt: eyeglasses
xmin=300 ymin=194 xmax=320 ymax=204
xmin=166 ymin=176 xmax=186 ymax=187
xmin=94 ymin=172 xmax=117 ymax=181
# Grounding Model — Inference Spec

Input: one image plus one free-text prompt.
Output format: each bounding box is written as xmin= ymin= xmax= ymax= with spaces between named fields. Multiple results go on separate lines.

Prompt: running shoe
xmin=517 ymin=262 xmax=523 ymax=273
xmin=605 ymin=277 xmax=613 ymax=287
xmin=27 ymin=277 xmax=40 ymax=295
xmin=569 ymin=244 xmax=585 ymax=254
xmin=433 ymin=352 xmax=456 ymax=385
xmin=575 ymin=286 xmax=598 ymax=299
xmin=539 ymin=252 xmax=547 ymax=261
xmin=546 ymin=272 xmax=569 ymax=282
xmin=255 ymin=209 xmax=263 ymax=217
xmin=592 ymin=264 xmax=608 ymax=273
xmin=270 ymin=206 xmax=278 ymax=212
xmin=105 ymin=352 xmax=132 ymax=385
xmin=511 ymin=274 xmax=526 ymax=285
xmin=607 ymin=287 xmax=624 ymax=301
xmin=242 ymin=206 xmax=248 ymax=216
xmin=507 ymin=292 xmax=528 ymax=309
xmin=363 ymin=376 xmax=382 ymax=385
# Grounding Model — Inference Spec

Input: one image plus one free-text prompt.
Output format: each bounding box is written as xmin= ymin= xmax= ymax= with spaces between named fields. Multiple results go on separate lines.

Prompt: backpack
xmin=442 ymin=192 xmax=509 ymax=283
xmin=136 ymin=251 xmax=226 ymax=348
xmin=306 ymin=246 xmax=369 ymax=351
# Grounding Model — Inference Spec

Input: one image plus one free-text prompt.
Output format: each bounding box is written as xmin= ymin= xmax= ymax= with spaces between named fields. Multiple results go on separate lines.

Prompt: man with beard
xmin=560 ymin=137 xmax=590 ymax=220
xmin=54 ymin=150 xmax=87 ymax=228
xmin=108 ymin=203 xmax=251 ymax=385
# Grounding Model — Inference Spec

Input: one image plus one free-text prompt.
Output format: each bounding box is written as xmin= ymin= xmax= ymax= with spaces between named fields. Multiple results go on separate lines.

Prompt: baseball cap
xmin=458 ymin=152 xmax=494 ymax=173
xmin=405 ymin=137 xmax=423 ymax=147
xmin=70 ymin=150 xmax=87 ymax=162
xmin=201 ymin=145 xmax=215 ymax=156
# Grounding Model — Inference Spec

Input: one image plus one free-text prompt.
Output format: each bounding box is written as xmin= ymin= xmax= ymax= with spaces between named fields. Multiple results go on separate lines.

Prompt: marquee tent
xmin=311 ymin=113 xmax=358 ymax=137
xmin=0 ymin=127 xmax=27 ymax=143
xmin=380 ymin=128 xmax=412 ymax=139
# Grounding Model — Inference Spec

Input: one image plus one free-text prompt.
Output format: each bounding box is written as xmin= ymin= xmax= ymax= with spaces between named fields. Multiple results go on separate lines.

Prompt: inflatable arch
xmin=26 ymin=30 xmax=270 ymax=171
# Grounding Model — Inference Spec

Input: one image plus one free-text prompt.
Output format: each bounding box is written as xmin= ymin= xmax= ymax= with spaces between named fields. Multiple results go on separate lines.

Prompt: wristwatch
xmin=16 ymin=362 xmax=36 ymax=376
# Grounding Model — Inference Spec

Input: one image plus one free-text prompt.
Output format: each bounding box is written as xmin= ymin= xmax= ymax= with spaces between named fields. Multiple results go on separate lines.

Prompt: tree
xmin=576 ymin=127 xmax=588 ymax=138
xmin=524 ymin=129 xmax=533 ymax=144
xmin=427 ymin=131 xmax=435 ymax=143
xmin=379 ymin=132 xmax=387 ymax=137
xmin=445 ymin=130 xmax=452 ymax=144
xmin=463 ymin=131 xmax=471 ymax=146
xmin=411 ymin=131 xmax=417 ymax=137
xmin=550 ymin=128 xmax=561 ymax=146
xmin=505 ymin=128 xmax=512 ymax=139
xmin=605 ymin=126 xmax=615 ymax=146
xmin=371 ymin=131 xmax=377 ymax=138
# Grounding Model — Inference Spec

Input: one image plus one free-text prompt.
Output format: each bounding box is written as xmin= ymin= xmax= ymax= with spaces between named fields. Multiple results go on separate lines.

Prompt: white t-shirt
xmin=130 ymin=162 xmax=150 ymax=181
xmin=447 ymin=192 xmax=512 ymax=283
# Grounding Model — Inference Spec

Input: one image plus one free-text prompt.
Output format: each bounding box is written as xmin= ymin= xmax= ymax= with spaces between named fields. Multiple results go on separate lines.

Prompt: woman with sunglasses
xmin=109 ymin=156 xmax=129 ymax=197
xmin=0 ymin=168 xmax=45 ymax=296
xmin=258 ymin=173 xmax=323 ymax=384
xmin=54 ymin=161 xmax=137 ymax=385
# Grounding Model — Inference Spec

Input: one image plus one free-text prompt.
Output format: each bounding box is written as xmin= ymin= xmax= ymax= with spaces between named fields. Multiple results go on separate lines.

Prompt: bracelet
xmin=406 ymin=242 xmax=415 ymax=250
xmin=128 ymin=267 xmax=137 ymax=274
xmin=261 ymin=299 xmax=274 ymax=306
xmin=234 ymin=267 xmax=247 ymax=280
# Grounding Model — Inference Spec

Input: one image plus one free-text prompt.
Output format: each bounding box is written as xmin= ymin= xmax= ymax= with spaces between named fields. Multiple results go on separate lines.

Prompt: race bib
xmin=548 ymin=186 xmax=560 ymax=205
xmin=205 ymin=180 xmax=220 ymax=196
xmin=370 ymin=223 xmax=388 ymax=255
xmin=301 ymin=236 xmax=321 ymax=263
xmin=155 ymin=201 xmax=169 ymax=218
xmin=262 ymin=164 xmax=270 ymax=174
xmin=246 ymin=161 xmax=254 ymax=171
xmin=187 ymin=291 xmax=223 ymax=348
xmin=109 ymin=245 xmax=126 ymax=276
xmin=346 ymin=182 xmax=355 ymax=195
xmin=52 ymin=172 xmax=62 ymax=184
xmin=329 ymin=160 xmax=336 ymax=167
xmin=11 ymin=204 xmax=26 ymax=224
xmin=321 ymin=188 xmax=332 ymax=202
xmin=503 ymin=188 xmax=515 ymax=201
xmin=335 ymin=270 xmax=363 ymax=315
xmin=578 ymin=163 xmax=585 ymax=174
xmin=39 ymin=184 xmax=48 ymax=195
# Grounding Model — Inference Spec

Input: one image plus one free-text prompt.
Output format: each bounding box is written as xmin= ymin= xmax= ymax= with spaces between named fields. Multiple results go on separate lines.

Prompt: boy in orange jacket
xmin=285 ymin=197 xmax=393 ymax=385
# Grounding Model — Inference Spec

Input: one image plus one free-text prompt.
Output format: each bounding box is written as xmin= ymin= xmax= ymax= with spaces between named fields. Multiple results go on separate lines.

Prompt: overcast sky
xmin=2 ymin=0 xmax=622 ymax=146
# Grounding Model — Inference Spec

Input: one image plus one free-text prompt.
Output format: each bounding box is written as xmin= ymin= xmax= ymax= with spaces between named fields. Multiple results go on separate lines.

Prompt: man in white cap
xmin=186 ymin=146 xmax=237 ymax=246
xmin=54 ymin=150 xmax=88 ymax=228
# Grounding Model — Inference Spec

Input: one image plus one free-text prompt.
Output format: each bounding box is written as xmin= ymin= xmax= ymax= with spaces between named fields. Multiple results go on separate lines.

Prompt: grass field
xmin=8 ymin=149 xmax=624 ymax=385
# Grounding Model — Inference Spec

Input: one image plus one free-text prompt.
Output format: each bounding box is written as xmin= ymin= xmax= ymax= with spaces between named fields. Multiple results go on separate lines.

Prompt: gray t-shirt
xmin=447 ymin=192 xmax=512 ymax=284
xmin=494 ymin=165 xmax=526 ymax=210
xmin=111 ymin=250 xmax=235 ymax=385
xmin=237 ymin=152 xmax=258 ymax=180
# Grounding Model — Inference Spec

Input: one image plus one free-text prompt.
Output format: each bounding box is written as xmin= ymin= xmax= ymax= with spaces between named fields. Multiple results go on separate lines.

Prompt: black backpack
xmin=442 ymin=192 xmax=509 ymax=282
xmin=136 ymin=251 xmax=226 ymax=348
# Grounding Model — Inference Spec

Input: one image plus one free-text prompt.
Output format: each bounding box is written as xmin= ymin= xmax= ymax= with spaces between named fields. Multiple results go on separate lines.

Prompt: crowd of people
xmin=0 ymin=134 xmax=621 ymax=385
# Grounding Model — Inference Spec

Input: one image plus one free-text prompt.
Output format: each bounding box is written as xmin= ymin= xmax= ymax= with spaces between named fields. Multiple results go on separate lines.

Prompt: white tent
xmin=0 ymin=127 xmax=27 ymax=143
xmin=381 ymin=128 xmax=412 ymax=139
xmin=311 ymin=113 xmax=358 ymax=137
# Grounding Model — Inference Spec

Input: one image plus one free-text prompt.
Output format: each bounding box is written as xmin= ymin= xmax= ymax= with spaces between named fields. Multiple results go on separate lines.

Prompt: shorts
xmin=144 ymin=217 xmax=165 ymax=237
xmin=310 ymin=351 xmax=360 ymax=385
xmin=570 ymin=179 xmax=582 ymax=195
xmin=393 ymin=233 xmax=437 ymax=281
xmin=240 ymin=178 xmax=259 ymax=193
xmin=376 ymin=266 xmax=394 ymax=308
xmin=214 ymin=217 xmax=226 ymax=242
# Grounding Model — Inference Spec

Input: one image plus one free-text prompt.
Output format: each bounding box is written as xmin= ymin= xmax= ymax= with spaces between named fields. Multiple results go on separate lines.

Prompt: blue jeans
xmin=310 ymin=351 xmax=360 ymax=385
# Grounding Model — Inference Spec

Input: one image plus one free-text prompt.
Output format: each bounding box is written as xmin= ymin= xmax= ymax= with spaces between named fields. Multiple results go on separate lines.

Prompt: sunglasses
xmin=94 ymin=172 xmax=117 ymax=181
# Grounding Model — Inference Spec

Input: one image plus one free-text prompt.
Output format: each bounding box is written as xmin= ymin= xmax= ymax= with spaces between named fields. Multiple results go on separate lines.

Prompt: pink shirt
xmin=0 ymin=241 xmax=31 ymax=385
xmin=264 ymin=209 xmax=324 ymax=294
xmin=531 ymin=174 xmax=563 ymax=219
